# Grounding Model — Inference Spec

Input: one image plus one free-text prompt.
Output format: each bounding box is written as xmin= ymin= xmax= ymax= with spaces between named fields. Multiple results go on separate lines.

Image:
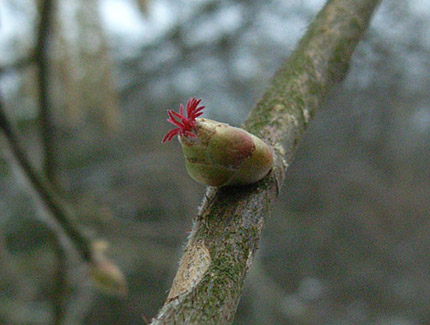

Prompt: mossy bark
xmin=152 ymin=0 xmax=381 ymax=323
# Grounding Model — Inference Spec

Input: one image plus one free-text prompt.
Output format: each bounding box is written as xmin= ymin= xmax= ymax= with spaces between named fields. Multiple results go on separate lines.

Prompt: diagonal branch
xmin=0 ymin=100 xmax=93 ymax=261
xmin=0 ymin=95 xmax=128 ymax=297
xmin=152 ymin=0 xmax=381 ymax=323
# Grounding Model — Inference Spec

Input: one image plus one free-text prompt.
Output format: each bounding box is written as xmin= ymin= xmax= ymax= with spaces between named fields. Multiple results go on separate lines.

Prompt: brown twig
xmin=35 ymin=0 xmax=56 ymax=183
xmin=0 ymin=55 xmax=35 ymax=74
xmin=52 ymin=232 xmax=68 ymax=325
xmin=0 ymin=98 xmax=93 ymax=262
xmin=1 ymin=94 xmax=127 ymax=302
xmin=0 ymin=96 xmax=92 ymax=323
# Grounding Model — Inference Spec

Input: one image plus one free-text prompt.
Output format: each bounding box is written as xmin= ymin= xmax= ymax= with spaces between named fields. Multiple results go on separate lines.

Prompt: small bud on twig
xmin=89 ymin=240 xmax=127 ymax=296
xmin=163 ymin=98 xmax=273 ymax=187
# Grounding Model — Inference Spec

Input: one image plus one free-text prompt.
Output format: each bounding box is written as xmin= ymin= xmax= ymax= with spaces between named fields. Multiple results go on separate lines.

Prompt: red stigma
xmin=162 ymin=97 xmax=205 ymax=142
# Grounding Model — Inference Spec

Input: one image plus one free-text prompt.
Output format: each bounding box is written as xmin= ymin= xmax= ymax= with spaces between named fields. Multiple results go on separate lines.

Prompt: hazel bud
xmin=90 ymin=258 xmax=128 ymax=296
xmin=162 ymin=98 xmax=273 ymax=187
xmin=89 ymin=241 xmax=127 ymax=296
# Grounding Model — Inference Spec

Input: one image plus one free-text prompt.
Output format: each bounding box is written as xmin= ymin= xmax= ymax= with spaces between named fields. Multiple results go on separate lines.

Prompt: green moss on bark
xmin=153 ymin=1 xmax=381 ymax=324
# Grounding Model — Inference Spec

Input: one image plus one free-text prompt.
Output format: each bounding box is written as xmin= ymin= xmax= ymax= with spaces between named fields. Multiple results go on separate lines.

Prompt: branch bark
xmin=36 ymin=0 xmax=56 ymax=183
xmin=0 ymin=93 xmax=128 ymax=298
xmin=152 ymin=0 xmax=381 ymax=323
xmin=0 ymin=101 xmax=93 ymax=262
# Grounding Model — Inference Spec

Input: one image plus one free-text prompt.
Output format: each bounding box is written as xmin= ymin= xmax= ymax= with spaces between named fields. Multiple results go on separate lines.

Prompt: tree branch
xmin=152 ymin=0 xmax=381 ymax=323
xmin=0 ymin=95 xmax=127 ymax=296
xmin=0 ymin=55 xmax=35 ymax=75
xmin=0 ymin=99 xmax=93 ymax=262
xmin=52 ymin=232 xmax=68 ymax=325
xmin=36 ymin=0 xmax=56 ymax=183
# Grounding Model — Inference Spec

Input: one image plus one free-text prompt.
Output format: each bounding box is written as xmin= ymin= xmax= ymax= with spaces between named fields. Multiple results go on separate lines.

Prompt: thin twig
xmin=52 ymin=232 xmax=68 ymax=325
xmin=0 ymin=55 xmax=35 ymax=75
xmin=35 ymin=0 xmax=56 ymax=183
xmin=0 ymin=96 xmax=91 ymax=323
xmin=0 ymin=97 xmax=93 ymax=262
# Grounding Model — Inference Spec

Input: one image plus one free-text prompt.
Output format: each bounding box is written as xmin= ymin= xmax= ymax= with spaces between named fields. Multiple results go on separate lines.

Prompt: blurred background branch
xmin=0 ymin=94 xmax=127 ymax=320
xmin=0 ymin=97 xmax=92 ymax=261
xmin=35 ymin=0 xmax=56 ymax=183
xmin=0 ymin=56 xmax=35 ymax=75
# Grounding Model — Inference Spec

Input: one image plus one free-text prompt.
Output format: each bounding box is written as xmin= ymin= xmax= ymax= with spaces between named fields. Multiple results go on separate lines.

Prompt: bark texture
xmin=153 ymin=0 xmax=381 ymax=323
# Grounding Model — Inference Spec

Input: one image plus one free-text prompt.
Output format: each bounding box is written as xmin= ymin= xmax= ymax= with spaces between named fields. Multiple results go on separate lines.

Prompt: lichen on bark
xmin=152 ymin=0 xmax=381 ymax=324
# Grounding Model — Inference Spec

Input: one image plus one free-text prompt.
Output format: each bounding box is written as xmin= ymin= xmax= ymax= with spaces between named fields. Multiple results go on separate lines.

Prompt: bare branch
xmin=0 ymin=94 xmax=127 ymax=298
xmin=52 ymin=233 xmax=68 ymax=325
xmin=153 ymin=0 xmax=381 ymax=323
xmin=35 ymin=0 xmax=56 ymax=182
xmin=0 ymin=56 xmax=35 ymax=75
xmin=0 ymin=98 xmax=93 ymax=262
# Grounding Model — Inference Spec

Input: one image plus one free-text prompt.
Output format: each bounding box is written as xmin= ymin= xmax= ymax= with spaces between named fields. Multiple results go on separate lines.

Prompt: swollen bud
xmin=163 ymin=98 xmax=273 ymax=187
xmin=89 ymin=241 xmax=127 ymax=296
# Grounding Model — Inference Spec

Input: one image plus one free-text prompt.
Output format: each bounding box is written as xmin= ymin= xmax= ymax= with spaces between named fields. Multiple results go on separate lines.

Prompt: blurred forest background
xmin=1 ymin=0 xmax=430 ymax=324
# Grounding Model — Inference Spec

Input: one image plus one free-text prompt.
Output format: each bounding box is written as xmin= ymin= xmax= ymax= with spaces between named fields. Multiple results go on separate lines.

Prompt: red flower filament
xmin=162 ymin=97 xmax=205 ymax=143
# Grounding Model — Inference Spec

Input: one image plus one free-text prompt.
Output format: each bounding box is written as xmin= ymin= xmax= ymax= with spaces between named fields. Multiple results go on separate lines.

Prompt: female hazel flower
xmin=163 ymin=97 xmax=273 ymax=187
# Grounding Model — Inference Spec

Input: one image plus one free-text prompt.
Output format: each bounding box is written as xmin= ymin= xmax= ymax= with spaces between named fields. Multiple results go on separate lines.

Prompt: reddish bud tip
xmin=162 ymin=97 xmax=205 ymax=142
